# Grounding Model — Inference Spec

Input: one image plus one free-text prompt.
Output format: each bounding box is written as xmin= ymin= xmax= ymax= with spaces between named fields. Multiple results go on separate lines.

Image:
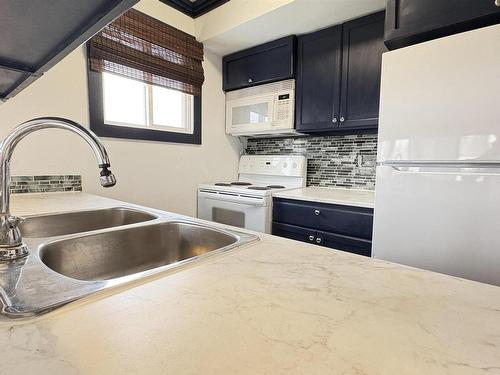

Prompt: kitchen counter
xmin=273 ymin=187 xmax=375 ymax=208
xmin=1 ymin=192 xmax=499 ymax=374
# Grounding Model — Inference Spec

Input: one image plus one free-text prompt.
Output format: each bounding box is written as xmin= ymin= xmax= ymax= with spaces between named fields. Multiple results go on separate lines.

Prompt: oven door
xmin=197 ymin=190 xmax=271 ymax=233
xmin=226 ymin=94 xmax=275 ymax=135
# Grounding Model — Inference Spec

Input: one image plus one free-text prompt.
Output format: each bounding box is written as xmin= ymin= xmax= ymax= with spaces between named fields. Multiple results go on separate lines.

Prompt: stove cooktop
xmin=200 ymin=182 xmax=290 ymax=196
xmin=213 ymin=183 xmax=286 ymax=190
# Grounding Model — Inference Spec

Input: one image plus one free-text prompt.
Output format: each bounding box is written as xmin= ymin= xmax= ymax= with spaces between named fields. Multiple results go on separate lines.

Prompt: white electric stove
xmin=197 ymin=155 xmax=307 ymax=233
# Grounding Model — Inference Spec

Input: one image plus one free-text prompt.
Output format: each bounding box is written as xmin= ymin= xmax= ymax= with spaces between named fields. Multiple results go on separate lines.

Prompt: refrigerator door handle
xmin=382 ymin=160 xmax=500 ymax=168
xmin=380 ymin=161 xmax=500 ymax=175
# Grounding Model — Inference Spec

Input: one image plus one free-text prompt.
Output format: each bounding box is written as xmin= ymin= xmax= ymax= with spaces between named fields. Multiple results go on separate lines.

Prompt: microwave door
xmin=226 ymin=95 xmax=275 ymax=135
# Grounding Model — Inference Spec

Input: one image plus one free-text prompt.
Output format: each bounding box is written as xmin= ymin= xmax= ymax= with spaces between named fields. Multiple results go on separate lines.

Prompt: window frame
xmin=87 ymin=47 xmax=201 ymax=145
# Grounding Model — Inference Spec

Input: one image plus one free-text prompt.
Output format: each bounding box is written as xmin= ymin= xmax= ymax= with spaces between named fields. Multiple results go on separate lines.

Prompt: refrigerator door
xmin=372 ymin=164 xmax=500 ymax=286
xmin=378 ymin=24 xmax=500 ymax=163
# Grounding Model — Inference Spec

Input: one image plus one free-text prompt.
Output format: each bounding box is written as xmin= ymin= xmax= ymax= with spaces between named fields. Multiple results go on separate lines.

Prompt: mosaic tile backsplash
xmin=245 ymin=134 xmax=377 ymax=190
xmin=10 ymin=175 xmax=82 ymax=194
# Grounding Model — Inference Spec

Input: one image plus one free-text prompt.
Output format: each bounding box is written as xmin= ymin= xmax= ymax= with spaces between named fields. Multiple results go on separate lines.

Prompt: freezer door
xmin=372 ymin=165 xmax=500 ymax=286
xmin=378 ymin=24 xmax=500 ymax=162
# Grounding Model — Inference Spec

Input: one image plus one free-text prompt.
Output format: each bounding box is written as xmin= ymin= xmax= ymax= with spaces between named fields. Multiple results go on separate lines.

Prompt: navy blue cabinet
xmin=385 ymin=0 xmax=500 ymax=50
xmin=272 ymin=198 xmax=374 ymax=257
xmin=295 ymin=26 xmax=342 ymax=133
xmin=339 ymin=12 xmax=386 ymax=131
xmin=295 ymin=12 xmax=385 ymax=134
xmin=222 ymin=36 xmax=296 ymax=92
xmin=273 ymin=222 xmax=316 ymax=245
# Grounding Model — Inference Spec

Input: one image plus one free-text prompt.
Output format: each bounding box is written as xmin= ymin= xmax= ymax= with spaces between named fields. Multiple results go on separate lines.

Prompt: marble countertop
xmin=273 ymin=187 xmax=375 ymax=208
xmin=1 ymin=192 xmax=500 ymax=374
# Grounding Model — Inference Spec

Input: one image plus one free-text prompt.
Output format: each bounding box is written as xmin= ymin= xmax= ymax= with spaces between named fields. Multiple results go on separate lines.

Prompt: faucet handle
xmin=6 ymin=216 xmax=25 ymax=229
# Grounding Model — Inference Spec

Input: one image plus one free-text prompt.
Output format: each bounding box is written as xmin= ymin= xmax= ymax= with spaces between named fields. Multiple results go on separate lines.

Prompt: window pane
xmin=103 ymin=72 xmax=146 ymax=126
xmin=152 ymin=86 xmax=185 ymax=128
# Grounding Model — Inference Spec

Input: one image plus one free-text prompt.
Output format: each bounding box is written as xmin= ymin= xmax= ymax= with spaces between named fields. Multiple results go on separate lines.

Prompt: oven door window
xmin=212 ymin=207 xmax=245 ymax=228
xmin=197 ymin=191 xmax=270 ymax=233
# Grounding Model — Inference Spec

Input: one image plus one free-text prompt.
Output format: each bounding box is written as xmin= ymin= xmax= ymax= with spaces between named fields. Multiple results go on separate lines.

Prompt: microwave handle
xmin=198 ymin=190 xmax=268 ymax=207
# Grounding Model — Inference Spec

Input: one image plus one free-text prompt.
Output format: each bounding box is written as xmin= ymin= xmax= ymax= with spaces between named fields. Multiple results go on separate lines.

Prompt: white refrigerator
xmin=372 ymin=24 xmax=500 ymax=286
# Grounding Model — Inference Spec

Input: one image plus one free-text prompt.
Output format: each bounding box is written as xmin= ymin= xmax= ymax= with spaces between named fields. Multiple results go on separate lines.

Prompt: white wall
xmin=0 ymin=0 xmax=241 ymax=216
xmin=198 ymin=0 xmax=385 ymax=55
xmin=195 ymin=0 xmax=293 ymax=42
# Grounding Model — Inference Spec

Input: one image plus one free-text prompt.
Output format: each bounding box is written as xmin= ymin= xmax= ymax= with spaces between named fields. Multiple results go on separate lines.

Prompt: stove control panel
xmin=238 ymin=155 xmax=307 ymax=177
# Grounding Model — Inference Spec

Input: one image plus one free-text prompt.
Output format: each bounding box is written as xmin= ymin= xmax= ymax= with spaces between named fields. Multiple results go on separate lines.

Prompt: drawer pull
xmin=314 ymin=209 xmax=321 ymax=216
xmin=315 ymin=237 xmax=322 ymax=244
xmin=308 ymin=235 xmax=315 ymax=242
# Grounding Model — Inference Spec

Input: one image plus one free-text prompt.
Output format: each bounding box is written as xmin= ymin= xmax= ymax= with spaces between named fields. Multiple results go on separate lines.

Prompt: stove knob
xmin=308 ymin=235 xmax=315 ymax=242
xmin=283 ymin=162 xmax=288 ymax=169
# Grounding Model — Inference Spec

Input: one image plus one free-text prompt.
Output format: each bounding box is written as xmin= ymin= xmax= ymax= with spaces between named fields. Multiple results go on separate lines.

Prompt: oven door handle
xmin=198 ymin=190 xmax=268 ymax=207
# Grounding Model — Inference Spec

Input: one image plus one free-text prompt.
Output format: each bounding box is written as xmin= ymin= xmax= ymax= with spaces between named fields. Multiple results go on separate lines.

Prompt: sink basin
xmin=19 ymin=207 xmax=156 ymax=237
xmin=40 ymin=221 xmax=238 ymax=281
xmin=0 ymin=204 xmax=257 ymax=319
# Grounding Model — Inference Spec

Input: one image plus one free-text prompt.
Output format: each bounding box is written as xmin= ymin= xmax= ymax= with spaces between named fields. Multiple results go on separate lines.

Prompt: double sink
xmin=0 ymin=206 xmax=257 ymax=318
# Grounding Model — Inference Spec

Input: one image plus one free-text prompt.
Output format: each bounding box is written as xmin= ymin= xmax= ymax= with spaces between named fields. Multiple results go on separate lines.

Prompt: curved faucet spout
xmin=0 ymin=117 xmax=117 ymax=261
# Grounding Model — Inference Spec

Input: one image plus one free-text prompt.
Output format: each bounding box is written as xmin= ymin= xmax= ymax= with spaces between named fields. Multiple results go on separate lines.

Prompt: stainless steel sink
xmin=20 ymin=207 xmax=156 ymax=238
xmin=40 ymin=222 xmax=238 ymax=281
xmin=0 ymin=206 xmax=258 ymax=319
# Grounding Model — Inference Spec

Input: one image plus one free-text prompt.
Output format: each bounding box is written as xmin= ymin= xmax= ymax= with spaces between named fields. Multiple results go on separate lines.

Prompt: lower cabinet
xmin=272 ymin=198 xmax=374 ymax=257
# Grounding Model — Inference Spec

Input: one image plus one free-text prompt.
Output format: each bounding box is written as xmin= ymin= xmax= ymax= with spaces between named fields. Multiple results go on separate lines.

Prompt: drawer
xmin=272 ymin=222 xmax=316 ymax=245
xmin=317 ymin=230 xmax=372 ymax=257
xmin=272 ymin=222 xmax=372 ymax=257
xmin=273 ymin=198 xmax=374 ymax=240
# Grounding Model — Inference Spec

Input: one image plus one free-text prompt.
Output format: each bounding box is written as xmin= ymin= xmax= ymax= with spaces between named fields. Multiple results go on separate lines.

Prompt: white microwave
xmin=225 ymin=79 xmax=300 ymax=137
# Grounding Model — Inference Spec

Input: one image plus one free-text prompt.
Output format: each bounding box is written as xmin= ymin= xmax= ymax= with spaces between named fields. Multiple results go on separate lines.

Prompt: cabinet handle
xmin=314 ymin=209 xmax=320 ymax=216
xmin=340 ymin=117 xmax=345 ymax=122
xmin=247 ymin=78 xmax=253 ymax=83
xmin=332 ymin=117 xmax=337 ymax=123
xmin=308 ymin=235 xmax=315 ymax=242
xmin=315 ymin=237 xmax=322 ymax=244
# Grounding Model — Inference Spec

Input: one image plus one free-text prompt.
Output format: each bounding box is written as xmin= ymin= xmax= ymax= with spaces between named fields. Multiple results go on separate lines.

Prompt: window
xmin=87 ymin=9 xmax=203 ymax=144
xmin=102 ymin=72 xmax=194 ymax=134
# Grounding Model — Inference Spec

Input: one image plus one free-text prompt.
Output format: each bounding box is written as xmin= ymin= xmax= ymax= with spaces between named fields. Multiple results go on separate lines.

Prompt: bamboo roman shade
xmin=89 ymin=8 xmax=204 ymax=96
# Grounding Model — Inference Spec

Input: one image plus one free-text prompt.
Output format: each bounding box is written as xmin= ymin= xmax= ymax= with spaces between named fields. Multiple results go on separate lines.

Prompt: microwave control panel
xmin=275 ymin=93 xmax=293 ymax=124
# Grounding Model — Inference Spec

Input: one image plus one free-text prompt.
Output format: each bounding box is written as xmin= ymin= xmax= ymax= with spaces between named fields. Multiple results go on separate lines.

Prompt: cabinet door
xmin=273 ymin=198 xmax=374 ymax=240
xmin=222 ymin=36 xmax=296 ymax=91
xmin=272 ymin=222 xmax=316 ymax=245
xmin=339 ymin=12 xmax=385 ymax=131
xmin=385 ymin=0 xmax=500 ymax=50
xmin=317 ymin=230 xmax=372 ymax=257
xmin=295 ymin=26 xmax=342 ymax=133
xmin=272 ymin=222 xmax=372 ymax=257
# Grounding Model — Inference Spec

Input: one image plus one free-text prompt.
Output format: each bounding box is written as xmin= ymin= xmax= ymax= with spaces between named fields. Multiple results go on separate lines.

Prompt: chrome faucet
xmin=0 ymin=117 xmax=116 ymax=261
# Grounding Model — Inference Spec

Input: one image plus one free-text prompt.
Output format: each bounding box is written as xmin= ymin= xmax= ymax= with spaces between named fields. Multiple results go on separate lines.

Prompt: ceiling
xmin=159 ymin=0 xmax=229 ymax=18
xmin=201 ymin=0 xmax=386 ymax=55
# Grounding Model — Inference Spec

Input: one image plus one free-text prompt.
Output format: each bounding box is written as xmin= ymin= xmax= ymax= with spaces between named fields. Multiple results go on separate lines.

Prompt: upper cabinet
xmin=385 ymin=0 xmax=500 ymax=50
xmin=295 ymin=26 xmax=342 ymax=133
xmin=0 ymin=0 xmax=138 ymax=101
xmin=296 ymin=11 xmax=385 ymax=134
xmin=222 ymin=36 xmax=296 ymax=92
xmin=340 ymin=12 xmax=386 ymax=131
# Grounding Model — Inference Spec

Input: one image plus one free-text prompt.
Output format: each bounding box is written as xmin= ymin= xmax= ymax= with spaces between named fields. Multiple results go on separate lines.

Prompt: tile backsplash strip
xmin=245 ymin=134 xmax=377 ymax=190
xmin=10 ymin=175 xmax=82 ymax=194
